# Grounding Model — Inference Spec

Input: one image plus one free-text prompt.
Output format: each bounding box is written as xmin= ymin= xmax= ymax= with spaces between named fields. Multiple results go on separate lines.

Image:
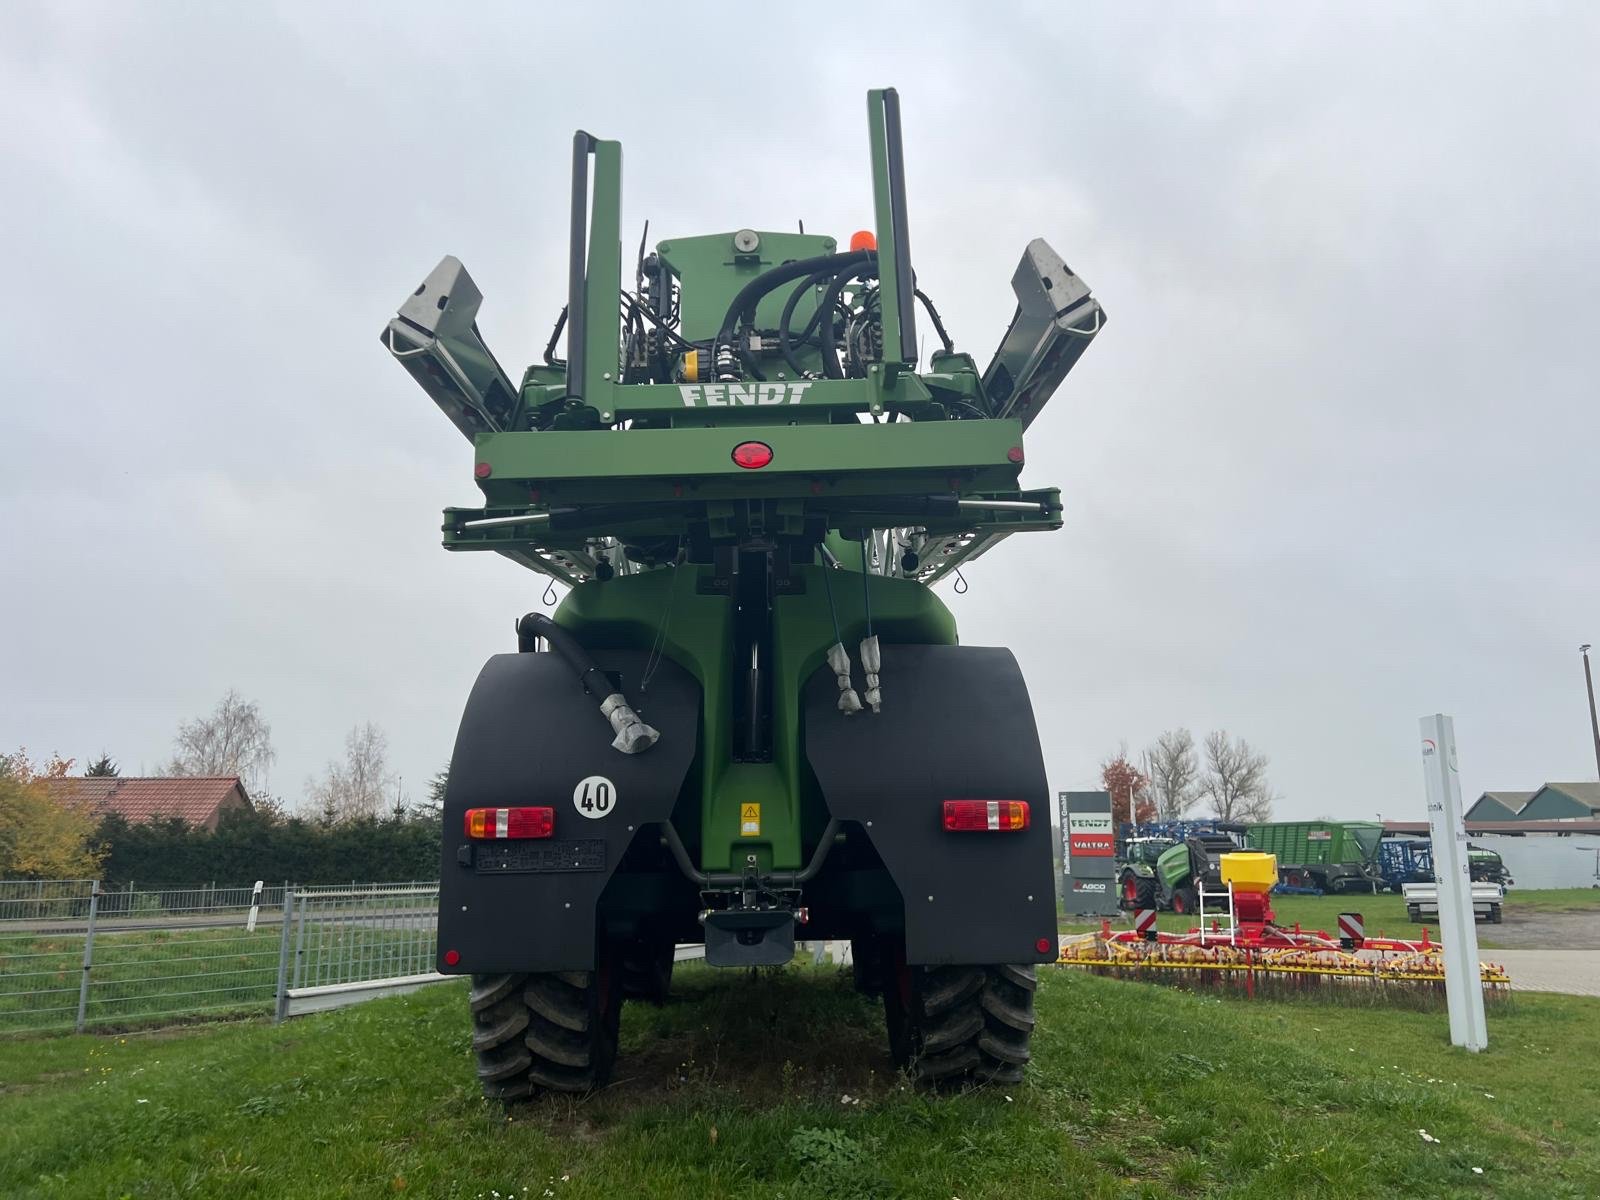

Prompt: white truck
xmin=1401 ymin=881 xmax=1504 ymax=924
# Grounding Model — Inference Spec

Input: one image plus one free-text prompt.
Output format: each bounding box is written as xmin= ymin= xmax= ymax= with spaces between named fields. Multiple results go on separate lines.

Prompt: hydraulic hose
xmin=714 ymin=250 xmax=873 ymax=378
xmin=517 ymin=612 xmax=660 ymax=753
xmin=819 ymin=263 xmax=878 ymax=379
xmin=777 ymin=266 xmax=839 ymax=379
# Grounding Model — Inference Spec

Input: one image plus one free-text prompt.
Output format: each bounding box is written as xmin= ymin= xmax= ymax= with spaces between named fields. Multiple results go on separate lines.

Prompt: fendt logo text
xmin=678 ymin=383 xmax=815 ymax=407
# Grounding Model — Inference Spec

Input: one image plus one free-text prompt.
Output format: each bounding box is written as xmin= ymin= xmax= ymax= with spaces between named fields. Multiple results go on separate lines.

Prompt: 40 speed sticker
xmin=573 ymin=775 xmax=618 ymax=819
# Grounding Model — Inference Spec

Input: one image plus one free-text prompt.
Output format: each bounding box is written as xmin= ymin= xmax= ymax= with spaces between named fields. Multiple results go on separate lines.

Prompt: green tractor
xmin=1153 ymin=834 xmax=1239 ymax=915
xmin=382 ymin=89 xmax=1105 ymax=1098
xmin=1116 ymin=837 xmax=1176 ymax=910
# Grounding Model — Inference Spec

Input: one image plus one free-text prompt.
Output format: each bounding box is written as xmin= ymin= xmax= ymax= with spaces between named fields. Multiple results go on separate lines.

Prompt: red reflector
xmin=732 ymin=441 xmax=773 ymax=469
xmin=1006 ymin=445 xmax=1024 ymax=464
xmin=1035 ymin=937 xmax=1054 ymax=956
xmin=942 ymin=800 xmax=1030 ymax=832
xmin=443 ymin=949 xmax=461 ymax=966
xmin=474 ymin=461 xmax=493 ymax=479
xmin=464 ymin=806 xmax=555 ymax=839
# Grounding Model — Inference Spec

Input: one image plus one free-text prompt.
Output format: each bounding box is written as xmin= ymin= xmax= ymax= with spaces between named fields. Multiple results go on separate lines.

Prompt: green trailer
xmin=1245 ymin=821 xmax=1384 ymax=894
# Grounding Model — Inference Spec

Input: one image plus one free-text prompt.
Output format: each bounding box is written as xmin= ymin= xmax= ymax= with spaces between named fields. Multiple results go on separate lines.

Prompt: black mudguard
xmin=436 ymin=649 xmax=699 ymax=974
xmin=804 ymin=644 xmax=1058 ymax=966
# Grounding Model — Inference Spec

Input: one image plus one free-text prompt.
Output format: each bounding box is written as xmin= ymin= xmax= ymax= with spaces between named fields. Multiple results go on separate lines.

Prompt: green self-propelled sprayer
xmin=382 ymin=89 xmax=1105 ymax=1100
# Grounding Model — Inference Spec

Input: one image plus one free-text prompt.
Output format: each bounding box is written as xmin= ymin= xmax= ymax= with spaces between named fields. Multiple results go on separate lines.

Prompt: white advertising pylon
xmin=1420 ymin=714 xmax=1487 ymax=1051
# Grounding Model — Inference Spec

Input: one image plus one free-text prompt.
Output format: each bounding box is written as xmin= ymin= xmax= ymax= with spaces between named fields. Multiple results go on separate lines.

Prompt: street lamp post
xmin=1582 ymin=644 xmax=1600 ymax=780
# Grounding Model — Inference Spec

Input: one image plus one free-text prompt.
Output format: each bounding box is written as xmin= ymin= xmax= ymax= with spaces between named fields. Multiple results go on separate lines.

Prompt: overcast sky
xmin=4 ymin=3 xmax=1597 ymax=822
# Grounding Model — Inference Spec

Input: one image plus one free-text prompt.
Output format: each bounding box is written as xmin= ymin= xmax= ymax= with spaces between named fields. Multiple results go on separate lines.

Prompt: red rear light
xmin=464 ymin=806 xmax=555 ymax=839
xmin=942 ymin=800 xmax=1030 ymax=832
xmin=732 ymin=441 xmax=773 ymax=469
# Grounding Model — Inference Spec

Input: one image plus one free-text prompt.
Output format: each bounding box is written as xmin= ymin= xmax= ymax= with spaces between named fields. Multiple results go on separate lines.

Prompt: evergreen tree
xmin=85 ymin=753 xmax=119 ymax=777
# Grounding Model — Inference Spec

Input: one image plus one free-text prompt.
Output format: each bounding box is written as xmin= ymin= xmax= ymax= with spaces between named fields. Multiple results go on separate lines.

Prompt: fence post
xmin=274 ymin=888 xmax=296 ymax=1024
xmin=76 ymin=880 xmax=100 ymax=1034
xmin=247 ymin=880 xmax=264 ymax=933
xmin=291 ymin=890 xmax=310 ymax=992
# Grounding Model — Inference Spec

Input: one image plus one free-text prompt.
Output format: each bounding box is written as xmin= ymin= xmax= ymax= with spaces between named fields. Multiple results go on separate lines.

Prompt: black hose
xmin=777 ymin=266 xmax=839 ymax=378
xmin=714 ymin=250 xmax=872 ymax=373
xmin=543 ymin=306 xmax=568 ymax=366
xmin=914 ymin=288 xmax=954 ymax=354
xmin=517 ymin=612 xmax=611 ymax=700
xmin=819 ymin=265 xmax=878 ymax=379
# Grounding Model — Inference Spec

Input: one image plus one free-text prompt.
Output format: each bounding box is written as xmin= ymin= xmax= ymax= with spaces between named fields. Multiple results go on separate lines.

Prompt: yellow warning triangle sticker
xmin=741 ymin=803 xmax=760 ymax=820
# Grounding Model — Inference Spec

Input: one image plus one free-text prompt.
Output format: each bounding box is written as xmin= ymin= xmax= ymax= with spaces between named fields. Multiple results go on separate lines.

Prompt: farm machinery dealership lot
xmin=9 ymin=7 xmax=1600 ymax=1199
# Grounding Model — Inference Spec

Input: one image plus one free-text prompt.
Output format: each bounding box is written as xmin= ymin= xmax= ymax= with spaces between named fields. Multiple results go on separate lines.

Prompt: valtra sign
xmin=1068 ymin=812 xmax=1114 ymax=857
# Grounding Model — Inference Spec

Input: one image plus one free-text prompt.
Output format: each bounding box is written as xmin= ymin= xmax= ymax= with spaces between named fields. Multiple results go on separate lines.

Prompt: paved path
xmin=1489 ymin=949 xmax=1600 ymax=998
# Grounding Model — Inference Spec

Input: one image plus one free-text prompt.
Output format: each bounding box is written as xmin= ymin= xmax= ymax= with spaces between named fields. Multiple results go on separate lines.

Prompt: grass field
xmin=1 ymin=964 xmax=1597 ymax=1198
xmin=1494 ymin=887 xmax=1600 ymax=913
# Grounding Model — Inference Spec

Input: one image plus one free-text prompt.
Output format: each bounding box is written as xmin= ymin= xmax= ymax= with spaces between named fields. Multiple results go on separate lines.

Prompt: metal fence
xmin=275 ymin=884 xmax=444 ymax=1019
xmin=0 ymin=880 xmax=443 ymax=1036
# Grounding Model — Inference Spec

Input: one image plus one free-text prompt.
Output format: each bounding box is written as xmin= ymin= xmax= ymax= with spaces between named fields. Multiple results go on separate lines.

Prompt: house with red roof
xmin=45 ymin=776 xmax=252 ymax=832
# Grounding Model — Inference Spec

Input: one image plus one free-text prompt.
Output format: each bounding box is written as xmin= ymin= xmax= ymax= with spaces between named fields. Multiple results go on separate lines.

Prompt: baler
xmin=382 ymin=89 xmax=1105 ymax=1099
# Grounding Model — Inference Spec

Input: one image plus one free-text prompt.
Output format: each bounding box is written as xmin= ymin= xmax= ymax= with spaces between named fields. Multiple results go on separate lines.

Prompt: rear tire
xmin=620 ymin=938 xmax=674 ymax=1006
xmin=850 ymin=936 xmax=886 ymax=997
xmin=1171 ymin=886 xmax=1198 ymax=916
xmin=883 ymin=951 xmax=1036 ymax=1087
xmin=469 ymin=953 xmax=622 ymax=1102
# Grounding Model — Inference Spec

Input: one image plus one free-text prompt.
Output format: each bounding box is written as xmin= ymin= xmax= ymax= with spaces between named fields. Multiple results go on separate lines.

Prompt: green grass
xmin=1 ymin=964 xmax=1597 ymax=1198
xmin=1496 ymin=888 xmax=1600 ymax=913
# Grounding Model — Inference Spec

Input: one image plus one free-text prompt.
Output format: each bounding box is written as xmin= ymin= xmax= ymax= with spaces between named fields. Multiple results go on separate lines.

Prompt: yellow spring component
xmin=1219 ymin=851 xmax=1277 ymax=892
xmin=681 ymin=349 xmax=700 ymax=382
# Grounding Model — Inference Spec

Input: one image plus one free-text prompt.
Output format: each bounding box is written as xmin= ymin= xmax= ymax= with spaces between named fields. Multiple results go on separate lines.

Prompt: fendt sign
xmin=1067 ymin=812 xmax=1114 ymax=857
xmin=1060 ymin=790 xmax=1119 ymax=916
xmin=678 ymin=382 xmax=816 ymax=407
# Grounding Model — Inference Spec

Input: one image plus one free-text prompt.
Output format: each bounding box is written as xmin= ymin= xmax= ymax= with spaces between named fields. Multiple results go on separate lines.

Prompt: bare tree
xmin=1200 ymin=730 xmax=1275 ymax=823
xmin=168 ymin=691 xmax=275 ymax=793
xmin=306 ymin=723 xmax=395 ymax=823
xmin=1143 ymin=728 xmax=1200 ymax=820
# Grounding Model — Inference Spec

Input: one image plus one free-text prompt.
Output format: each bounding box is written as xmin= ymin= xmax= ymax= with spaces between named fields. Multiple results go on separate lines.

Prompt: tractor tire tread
xmin=524 ymin=976 xmax=590 ymax=1033
xmin=920 ymin=1007 xmax=986 ymax=1055
xmin=527 ymin=1061 xmax=598 ymax=1093
xmin=471 ymin=997 xmax=532 ymax=1051
xmin=979 ymin=987 xmax=1036 ymax=1034
xmin=476 ymin=1043 xmax=533 ymax=1083
xmin=995 ymin=963 xmax=1038 ymax=993
xmin=468 ymin=967 xmax=616 ymax=1102
xmin=524 ymin=1012 xmax=596 ymax=1069
xmin=469 ymin=972 xmax=519 ymax=1013
xmin=920 ymin=966 xmax=985 ymax=1013
xmin=891 ymin=963 xmax=1037 ymax=1089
